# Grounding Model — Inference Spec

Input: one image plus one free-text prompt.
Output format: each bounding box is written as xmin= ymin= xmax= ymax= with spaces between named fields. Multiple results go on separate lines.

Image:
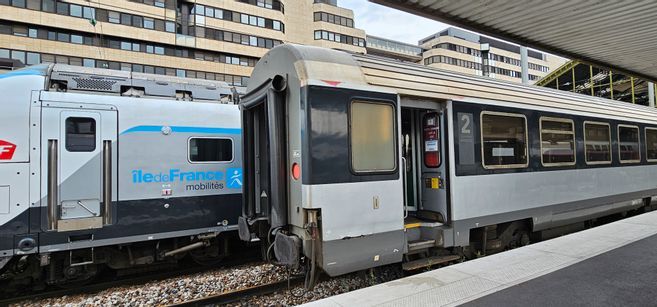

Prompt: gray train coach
xmin=238 ymin=44 xmax=657 ymax=285
xmin=0 ymin=64 xmax=242 ymax=288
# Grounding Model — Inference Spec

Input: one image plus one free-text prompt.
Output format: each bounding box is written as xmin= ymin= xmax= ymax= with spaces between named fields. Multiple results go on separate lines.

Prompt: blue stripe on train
xmin=120 ymin=125 xmax=241 ymax=135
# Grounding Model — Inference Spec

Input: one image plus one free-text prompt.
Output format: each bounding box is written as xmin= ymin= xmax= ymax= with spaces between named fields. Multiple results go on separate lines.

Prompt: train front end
xmin=238 ymin=45 xmax=405 ymax=284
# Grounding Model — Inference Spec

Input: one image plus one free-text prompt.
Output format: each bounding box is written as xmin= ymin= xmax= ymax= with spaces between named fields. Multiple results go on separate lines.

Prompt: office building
xmin=0 ymin=0 xmax=365 ymax=86
xmin=420 ymin=27 xmax=565 ymax=83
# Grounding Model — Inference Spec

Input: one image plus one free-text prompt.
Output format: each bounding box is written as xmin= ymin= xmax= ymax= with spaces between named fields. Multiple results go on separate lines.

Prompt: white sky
xmin=339 ymin=0 xmax=449 ymax=45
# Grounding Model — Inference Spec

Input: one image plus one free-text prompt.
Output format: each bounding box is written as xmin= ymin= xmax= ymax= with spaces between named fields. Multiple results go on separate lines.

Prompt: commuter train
xmin=237 ymin=44 xmax=657 ymax=285
xmin=0 ymin=64 xmax=243 ymax=289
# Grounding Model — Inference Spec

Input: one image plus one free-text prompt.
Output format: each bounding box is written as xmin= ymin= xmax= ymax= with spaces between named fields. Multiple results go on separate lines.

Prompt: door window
xmin=350 ymin=101 xmax=396 ymax=173
xmin=65 ymin=117 xmax=96 ymax=152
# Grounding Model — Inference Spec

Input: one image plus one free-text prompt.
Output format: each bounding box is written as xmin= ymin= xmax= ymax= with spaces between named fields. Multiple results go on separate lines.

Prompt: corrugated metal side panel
xmin=354 ymin=54 xmax=657 ymax=122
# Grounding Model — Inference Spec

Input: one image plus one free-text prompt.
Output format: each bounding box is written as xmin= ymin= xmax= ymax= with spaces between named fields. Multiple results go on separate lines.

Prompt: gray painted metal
xmin=370 ymin=0 xmax=657 ymax=81
xmin=649 ymin=82 xmax=655 ymax=108
xmin=520 ymin=46 xmax=528 ymax=85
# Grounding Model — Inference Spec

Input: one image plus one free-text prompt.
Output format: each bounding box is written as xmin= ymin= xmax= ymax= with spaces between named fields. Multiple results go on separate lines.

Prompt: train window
xmin=350 ymin=101 xmax=396 ymax=173
xmin=480 ymin=112 xmax=528 ymax=169
xmin=584 ymin=122 xmax=611 ymax=164
xmin=189 ymin=138 xmax=233 ymax=163
xmin=646 ymin=128 xmax=657 ymax=162
xmin=65 ymin=117 xmax=96 ymax=152
xmin=618 ymin=125 xmax=640 ymax=163
xmin=539 ymin=117 xmax=575 ymax=166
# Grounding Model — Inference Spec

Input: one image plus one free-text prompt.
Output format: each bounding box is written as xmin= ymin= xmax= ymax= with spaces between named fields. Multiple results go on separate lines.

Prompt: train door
xmin=401 ymin=101 xmax=449 ymax=223
xmin=41 ymin=103 xmax=117 ymax=232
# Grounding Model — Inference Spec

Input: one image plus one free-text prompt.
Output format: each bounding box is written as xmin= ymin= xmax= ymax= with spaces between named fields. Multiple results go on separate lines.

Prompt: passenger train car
xmin=0 ymin=65 xmax=242 ymax=288
xmin=238 ymin=44 xmax=657 ymax=285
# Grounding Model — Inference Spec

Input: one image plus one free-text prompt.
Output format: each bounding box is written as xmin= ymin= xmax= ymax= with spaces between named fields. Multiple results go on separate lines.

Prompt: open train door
xmin=238 ymin=75 xmax=288 ymax=241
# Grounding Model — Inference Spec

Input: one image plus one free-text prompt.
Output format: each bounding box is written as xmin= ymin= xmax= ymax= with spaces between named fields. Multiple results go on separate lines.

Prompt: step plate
xmin=402 ymin=254 xmax=461 ymax=271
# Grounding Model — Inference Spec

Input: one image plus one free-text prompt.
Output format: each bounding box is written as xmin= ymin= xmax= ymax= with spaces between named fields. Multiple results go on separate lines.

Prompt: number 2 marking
xmin=461 ymin=114 xmax=471 ymax=134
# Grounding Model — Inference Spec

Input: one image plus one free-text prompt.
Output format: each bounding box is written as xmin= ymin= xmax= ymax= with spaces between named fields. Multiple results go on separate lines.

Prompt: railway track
xmin=169 ymin=276 xmax=305 ymax=307
xmin=1 ymin=252 xmax=261 ymax=306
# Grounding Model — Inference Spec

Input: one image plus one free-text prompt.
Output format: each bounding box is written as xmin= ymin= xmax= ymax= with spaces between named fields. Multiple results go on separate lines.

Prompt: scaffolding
xmin=535 ymin=60 xmax=656 ymax=107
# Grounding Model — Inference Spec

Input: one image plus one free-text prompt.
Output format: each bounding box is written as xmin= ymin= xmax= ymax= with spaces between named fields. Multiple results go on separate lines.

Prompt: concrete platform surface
xmin=303 ymin=210 xmax=657 ymax=307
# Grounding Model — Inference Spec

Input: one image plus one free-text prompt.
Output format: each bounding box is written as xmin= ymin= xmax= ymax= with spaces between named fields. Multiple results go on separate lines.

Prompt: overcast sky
xmin=339 ymin=0 xmax=450 ymax=45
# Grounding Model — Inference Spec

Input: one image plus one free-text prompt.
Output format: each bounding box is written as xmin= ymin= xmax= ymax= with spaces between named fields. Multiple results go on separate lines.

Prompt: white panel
xmin=0 ymin=186 xmax=9 ymax=214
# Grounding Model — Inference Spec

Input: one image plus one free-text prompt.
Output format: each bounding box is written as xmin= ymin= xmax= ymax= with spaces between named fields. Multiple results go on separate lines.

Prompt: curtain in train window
xmin=646 ymin=128 xmax=657 ymax=162
xmin=584 ymin=122 xmax=611 ymax=164
xmin=618 ymin=125 xmax=640 ymax=163
xmin=481 ymin=112 xmax=528 ymax=168
xmin=350 ymin=101 xmax=396 ymax=173
xmin=540 ymin=117 xmax=575 ymax=166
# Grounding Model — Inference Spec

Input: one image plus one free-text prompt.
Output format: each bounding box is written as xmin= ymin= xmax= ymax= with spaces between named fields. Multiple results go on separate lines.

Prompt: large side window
xmin=646 ymin=128 xmax=657 ymax=162
xmin=189 ymin=138 xmax=233 ymax=162
xmin=584 ymin=122 xmax=611 ymax=164
xmin=350 ymin=101 xmax=396 ymax=173
xmin=539 ymin=117 xmax=575 ymax=166
xmin=65 ymin=117 xmax=96 ymax=152
xmin=618 ymin=125 xmax=640 ymax=163
xmin=481 ymin=112 xmax=528 ymax=169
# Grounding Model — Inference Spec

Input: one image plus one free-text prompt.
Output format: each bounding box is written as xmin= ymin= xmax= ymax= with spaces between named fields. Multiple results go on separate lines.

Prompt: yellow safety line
xmin=404 ymin=222 xmax=421 ymax=229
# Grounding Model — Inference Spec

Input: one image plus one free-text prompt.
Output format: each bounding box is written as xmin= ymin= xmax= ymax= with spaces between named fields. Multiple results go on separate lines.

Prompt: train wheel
xmin=55 ymin=264 xmax=100 ymax=289
xmin=189 ymin=239 xmax=226 ymax=267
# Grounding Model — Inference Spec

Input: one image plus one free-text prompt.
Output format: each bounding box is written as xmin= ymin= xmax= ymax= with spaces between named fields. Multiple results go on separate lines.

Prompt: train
xmin=4 ymin=44 xmax=657 ymax=292
xmin=0 ymin=64 xmax=243 ymax=289
xmin=237 ymin=44 xmax=657 ymax=287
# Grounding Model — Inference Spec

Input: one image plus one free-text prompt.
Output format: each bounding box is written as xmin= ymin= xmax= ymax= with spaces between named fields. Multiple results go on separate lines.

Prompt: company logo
xmin=0 ymin=140 xmax=16 ymax=160
xmin=132 ymin=169 xmax=225 ymax=183
xmin=226 ymin=168 xmax=242 ymax=189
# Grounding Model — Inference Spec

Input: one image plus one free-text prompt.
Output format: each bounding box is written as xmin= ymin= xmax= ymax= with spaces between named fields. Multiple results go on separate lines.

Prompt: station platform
xmin=305 ymin=210 xmax=657 ymax=306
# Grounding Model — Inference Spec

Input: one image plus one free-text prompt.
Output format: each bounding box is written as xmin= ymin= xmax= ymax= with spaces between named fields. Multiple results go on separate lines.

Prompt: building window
xmin=189 ymin=138 xmax=233 ymax=162
xmin=350 ymin=101 xmax=396 ymax=173
xmin=26 ymin=52 xmax=39 ymax=64
xmin=83 ymin=58 xmax=95 ymax=67
xmin=618 ymin=125 xmax=640 ymax=163
xmin=70 ymin=34 xmax=83 ymax=44
xmin=108 ymin=11 xmax=120 ymax=23
xmin=42 ymin=0 xmax=54 ymax=12
xmin=539 ymin=117 xmax=575 ymax=166
xmin=143 ymin=17 xmax=154 ymax=29
xmin=165 ymin=21 xmax=175 ymax=32
xmin=481 ymin=112 xmax=528 ymax=169
xmin=66 ymin=117 xmax=96 ymax=152
xmin=584 ymin=122 xmax=611 ymax=164
xmin=69 ymin=4 xmax=81 ymax=17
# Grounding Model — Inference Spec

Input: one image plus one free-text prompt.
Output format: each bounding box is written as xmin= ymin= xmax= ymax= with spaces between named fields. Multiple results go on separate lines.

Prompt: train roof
xmin=248 ymin=44 xmax=657 ymax=124
xmin=2 ymin=64 xmax=240 ymax=103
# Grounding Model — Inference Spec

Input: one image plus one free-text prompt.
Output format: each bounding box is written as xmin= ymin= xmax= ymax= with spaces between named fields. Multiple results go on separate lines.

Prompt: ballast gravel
xmin=12 ymin=263 xmax=403 ymax=307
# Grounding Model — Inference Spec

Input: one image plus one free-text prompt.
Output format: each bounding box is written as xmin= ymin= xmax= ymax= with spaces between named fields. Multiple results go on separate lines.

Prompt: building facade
xmin=0 ymin=0 xmax=365 ymax=86
xmin=420 ymin=28 xmax=564 ymax=84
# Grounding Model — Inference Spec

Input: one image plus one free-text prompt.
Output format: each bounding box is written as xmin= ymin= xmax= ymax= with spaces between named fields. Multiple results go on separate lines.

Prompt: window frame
xmin=65 ymin=117 xmax=97 ymax=152
xmin=480 ymin=111 xmax=529 ymax=170
xmin=539 ymin=116 xmax=576 ymax=167
xmin=583 ymin=121 xmax=612 ymax=165
xmin=617 ymin=124 xmax=641 ymax=164
xmin=348 ymin=99 xmax=398 ymax=175
xmin=187 ymin=137 xmax=234 ymax=164
xmin=645 ymin=127 xmax=657 ymax=163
